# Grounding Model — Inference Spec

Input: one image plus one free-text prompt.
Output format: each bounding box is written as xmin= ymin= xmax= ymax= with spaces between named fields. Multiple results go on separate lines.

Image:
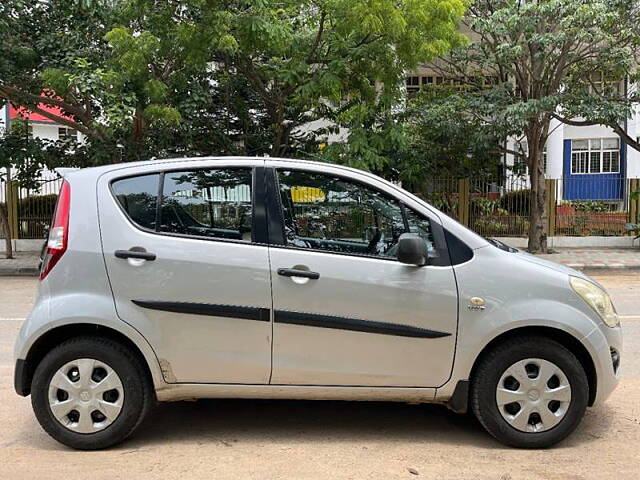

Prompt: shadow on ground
xmin=120 ymin=398 xmax=611 ymax=450
xmin=15 ymin=397 xmax=614 ymax=452
xmin=128 ymin=399 xmax=490 ymax=447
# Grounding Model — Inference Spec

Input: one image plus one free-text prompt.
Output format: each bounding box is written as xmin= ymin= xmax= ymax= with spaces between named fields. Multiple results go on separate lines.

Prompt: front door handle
xmin=115 ymin=250 xmax=156 ymax=261
xmin=277 ymin=268 xmax=320 ymax=280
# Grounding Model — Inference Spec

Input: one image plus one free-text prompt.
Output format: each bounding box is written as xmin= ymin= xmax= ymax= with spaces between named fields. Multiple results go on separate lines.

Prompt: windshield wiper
xmin=486 ymin=237 xmax=519 ymax=253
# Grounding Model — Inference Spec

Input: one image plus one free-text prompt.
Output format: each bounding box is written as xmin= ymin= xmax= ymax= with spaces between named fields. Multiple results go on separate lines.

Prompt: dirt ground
xmin=0 ymin=274 xmax=639 ymax=480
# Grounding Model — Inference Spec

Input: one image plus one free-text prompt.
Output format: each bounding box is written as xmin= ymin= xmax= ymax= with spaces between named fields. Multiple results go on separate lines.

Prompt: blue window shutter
xmin=620 ymin=138 xmax=627 ymax=178
xmin=563 ymin=139 xmax=572 ymax=178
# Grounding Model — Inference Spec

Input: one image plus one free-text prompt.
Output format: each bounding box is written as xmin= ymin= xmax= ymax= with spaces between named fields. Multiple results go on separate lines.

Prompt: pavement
xmin=537 ymin=247 xmax=640 ymax=272
xmin=0 ymin=274 xmax=639 ymax=479
xmin=2 ymin=246 xmax=639 ymax=276
xmin=0 ymin=252 xmax=40 ymax=276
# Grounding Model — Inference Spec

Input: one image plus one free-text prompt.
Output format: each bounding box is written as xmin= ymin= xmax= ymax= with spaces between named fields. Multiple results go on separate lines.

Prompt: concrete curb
xmin=579 ymin=265 xmax=640 ymax=274
xmin=0 ymin=267 xmax=40 ymax=276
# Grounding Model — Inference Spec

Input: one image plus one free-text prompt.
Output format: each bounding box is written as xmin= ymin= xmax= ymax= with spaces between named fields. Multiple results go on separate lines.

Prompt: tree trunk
xmin=527 ymin=126 xmax=549 ymax=253
xmin=270 ymin=104 xmax=287 ymax=157
xmin=0 ymin=203 xmax=13 ymax=259
xmin=126 ymin=107 xmax=146 ymax=163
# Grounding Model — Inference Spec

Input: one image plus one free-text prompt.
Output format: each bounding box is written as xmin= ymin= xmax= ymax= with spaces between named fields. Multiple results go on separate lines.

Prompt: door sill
xmin=156 ymin=383 xmax=437 ymax=403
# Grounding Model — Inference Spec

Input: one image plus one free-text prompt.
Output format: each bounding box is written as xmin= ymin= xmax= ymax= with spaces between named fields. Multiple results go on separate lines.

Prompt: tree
xmin=0 ymin=121 xmax=71 ymax=258
xmin=0 ymin=0 xmax=117 ymax=142
xmin=399 ymin=86 xmax=505 ymax=183
xmin=0 ymin=0 xmax=238 ymax=162
xmin=420 ymin=0 xmax=640 ymax=252
xmin=2 ymin=0 xmax=467 ymax=166
xmin=225 ymin=0 xmax=467 ymax=161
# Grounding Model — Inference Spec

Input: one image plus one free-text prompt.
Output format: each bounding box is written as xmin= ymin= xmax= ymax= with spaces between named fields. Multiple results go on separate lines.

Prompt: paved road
xmin=1 ymin=275 xmax=639 ymax=479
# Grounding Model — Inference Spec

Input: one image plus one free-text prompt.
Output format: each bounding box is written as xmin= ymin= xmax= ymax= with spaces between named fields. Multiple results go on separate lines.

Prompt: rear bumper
xmin=14 ymin=359 xmax=30 ymax=397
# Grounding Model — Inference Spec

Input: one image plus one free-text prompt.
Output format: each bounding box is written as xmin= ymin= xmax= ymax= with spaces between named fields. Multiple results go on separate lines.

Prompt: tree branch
xmin=552 ymin=113 xmax=640 ymax=152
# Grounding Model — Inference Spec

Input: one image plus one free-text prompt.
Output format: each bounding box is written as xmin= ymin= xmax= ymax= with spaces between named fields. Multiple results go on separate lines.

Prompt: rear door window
xmin=160 ymin=168 xmax=253 ymax=242
xmin=111 ymin=174 xmax=160 ymax=230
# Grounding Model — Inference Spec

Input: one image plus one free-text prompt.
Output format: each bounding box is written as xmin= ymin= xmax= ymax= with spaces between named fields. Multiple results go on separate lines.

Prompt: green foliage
xmin=411 ymin=0 xmax=640 ymax=251
xmin=400 ymin=87 xmax=505 ymax=180
xmin=471 ymin=197 xmax=507 ymax=217
xmin=499 ymin=189 xmax=530 ymax=217
xmin=625 ymin=223 xmax=640 ymax=241
xmin=472 ymin=216 xmax=529 ymax=237
xmin=563 ymin=200 xmax=612 ymax=213
xmin=226 ymin=0 xmax=467 ymax=159
xmin=469 ymin=196 xmax=529 ymax=236
xmin=1 ymin=0 xmax=466 ymax=166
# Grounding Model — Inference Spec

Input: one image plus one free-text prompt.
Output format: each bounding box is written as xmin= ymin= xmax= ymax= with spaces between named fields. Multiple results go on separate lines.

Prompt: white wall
xmin=31 ymin=123 xmax=85 ymax=144
xmin=0 ymin=104 xmax=7 ymax=133
xmin=627 ymin=106 xmax=640 ymax=178
xmin=32 ymin=123 xmax=60 ymax=141
xmin=546 ymin=117 xmax=564 ymax=179
xmin=563 ymin=123 xmax=617 ymax=139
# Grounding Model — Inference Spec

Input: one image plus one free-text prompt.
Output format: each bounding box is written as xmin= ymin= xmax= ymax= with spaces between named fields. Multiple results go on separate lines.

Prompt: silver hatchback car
xmin=14 ymin=157 xmax=621 ymax=449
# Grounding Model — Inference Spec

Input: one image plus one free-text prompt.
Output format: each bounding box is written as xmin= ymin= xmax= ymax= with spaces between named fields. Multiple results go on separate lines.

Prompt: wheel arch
xmin=18 ymin=323 xmax=156 ymax=397
xmin=469 ymin=326 xmax=597 ymax=407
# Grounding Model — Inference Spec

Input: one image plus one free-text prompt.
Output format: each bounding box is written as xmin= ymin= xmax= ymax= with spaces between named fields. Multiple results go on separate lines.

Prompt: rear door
xmin=266 ymin=163 xmax=459 ymax=387
xmin=98 ymin=159 xmax=273 ymax=384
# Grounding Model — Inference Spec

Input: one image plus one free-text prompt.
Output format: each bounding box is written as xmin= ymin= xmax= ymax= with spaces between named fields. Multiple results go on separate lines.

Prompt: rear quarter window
xmin=111 ymin=174 xmax=159 ymax=230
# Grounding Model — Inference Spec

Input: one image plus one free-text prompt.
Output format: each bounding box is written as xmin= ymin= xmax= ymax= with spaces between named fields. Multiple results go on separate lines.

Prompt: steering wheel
xmin=366 ymin=227 xmax=382 ymax=254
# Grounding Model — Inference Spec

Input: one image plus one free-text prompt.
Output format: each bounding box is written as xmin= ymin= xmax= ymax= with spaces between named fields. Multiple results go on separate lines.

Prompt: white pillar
xmin=546 ymin=116 xmax=564 ymax=180
xmin=627 ymin=91 xmax=640 ymax=178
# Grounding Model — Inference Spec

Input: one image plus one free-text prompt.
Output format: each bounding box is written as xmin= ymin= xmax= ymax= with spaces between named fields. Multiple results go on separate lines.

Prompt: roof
xmin=9 ymin=100 xmax=73 ymax=125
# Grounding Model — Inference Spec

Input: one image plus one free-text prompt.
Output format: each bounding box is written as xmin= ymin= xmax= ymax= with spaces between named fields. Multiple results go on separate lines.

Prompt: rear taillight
xmin=40 ymin=180 xmax=70 ymax=280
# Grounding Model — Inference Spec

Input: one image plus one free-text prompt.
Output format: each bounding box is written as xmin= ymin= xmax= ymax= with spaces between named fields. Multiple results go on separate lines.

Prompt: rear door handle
xmin=114 ymin=250 xmax=156 ymax=261
xmin=277 ymin=268 xmax=320 ymax=280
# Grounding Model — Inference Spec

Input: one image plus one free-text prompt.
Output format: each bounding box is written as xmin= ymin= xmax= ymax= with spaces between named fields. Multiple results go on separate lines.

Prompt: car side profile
xmin=14 ymin=157 xmax=622 ymax=449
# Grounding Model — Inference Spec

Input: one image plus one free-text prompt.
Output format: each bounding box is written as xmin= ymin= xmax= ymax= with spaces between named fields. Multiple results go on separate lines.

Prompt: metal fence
xmin=1 ymin=169 xmax=62 ymax=240
xmin=2 ymin=172 xmax=640 ymax=240
xmin=415 ymin=176 xmax=640 ymax=238
xmin=469 ymin=177 xmax=530 ymax=237
xmin=554 ymin=177 xmax=631 ymax=236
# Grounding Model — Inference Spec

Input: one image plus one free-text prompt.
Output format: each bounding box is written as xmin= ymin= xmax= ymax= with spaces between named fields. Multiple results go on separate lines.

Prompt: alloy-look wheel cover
xmin=47 ymin=358 xmax=125 ymax=434
xmin=496 ymin=358 xmax=572 ymax=433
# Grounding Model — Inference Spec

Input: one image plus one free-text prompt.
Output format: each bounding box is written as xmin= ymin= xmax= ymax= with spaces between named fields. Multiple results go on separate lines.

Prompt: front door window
xmin=276 ymin=169 xmax=435 ymax=258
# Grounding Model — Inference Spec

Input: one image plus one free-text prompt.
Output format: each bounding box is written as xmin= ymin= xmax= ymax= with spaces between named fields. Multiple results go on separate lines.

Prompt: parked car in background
xmin=14 ymin=157 xmax=621 ymax=449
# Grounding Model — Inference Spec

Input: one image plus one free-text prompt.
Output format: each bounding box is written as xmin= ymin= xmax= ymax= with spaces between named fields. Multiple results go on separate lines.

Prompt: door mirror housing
xmin=397 ymin=233 xmax=428 ymax=266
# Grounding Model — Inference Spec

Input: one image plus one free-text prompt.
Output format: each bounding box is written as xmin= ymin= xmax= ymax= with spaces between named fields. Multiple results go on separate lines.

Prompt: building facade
xmin=1 ymin=103 xmax=84 ymax=144
xmin=406 ymin=70 xmax=640 ymax=207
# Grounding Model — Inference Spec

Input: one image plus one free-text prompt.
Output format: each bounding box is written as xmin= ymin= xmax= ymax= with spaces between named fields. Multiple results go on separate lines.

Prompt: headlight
xmin=570 ymin=277 xmax=619 ymax=328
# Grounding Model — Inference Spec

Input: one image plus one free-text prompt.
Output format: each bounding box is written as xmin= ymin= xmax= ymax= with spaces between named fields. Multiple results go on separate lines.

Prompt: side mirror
xmin=397 ymin=233 xmax=428 ymax=266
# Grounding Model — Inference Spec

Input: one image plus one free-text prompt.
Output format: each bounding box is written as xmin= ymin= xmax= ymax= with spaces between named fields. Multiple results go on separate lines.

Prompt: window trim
xmin=268 ymin=166 xmax=451 ymax=266
xmin=570 ymin=138 xmax=620 ymax=175
xmin=58 ymin=126 xmax=78 ymax=141
xmin=109 ymin=166 xmax=269 ymax=247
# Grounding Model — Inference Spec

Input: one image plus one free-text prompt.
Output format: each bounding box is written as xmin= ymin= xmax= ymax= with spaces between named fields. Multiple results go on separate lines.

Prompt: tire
xmin=31 ymin=336 xmax=154 ymax=450
xmin=471 ymin=336 xmax=589 ymax=448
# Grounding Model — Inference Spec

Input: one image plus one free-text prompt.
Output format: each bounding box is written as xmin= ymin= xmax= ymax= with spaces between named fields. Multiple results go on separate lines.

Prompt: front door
xmin=267 ymin=166 xmax=459 ymax=387
xmin=98 ymin=160 xmax=273 ymax=384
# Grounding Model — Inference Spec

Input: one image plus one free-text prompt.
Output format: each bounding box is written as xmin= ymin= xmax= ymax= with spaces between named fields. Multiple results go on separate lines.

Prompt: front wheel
xmin=31 ymin=336 xmax=154 ymax=450
xmin=471 ymin=336 xmax=589 ymax=448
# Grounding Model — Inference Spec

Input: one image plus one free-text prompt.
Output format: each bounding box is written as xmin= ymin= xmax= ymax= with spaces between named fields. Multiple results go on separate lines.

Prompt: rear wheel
xmin=31 ymin=336 xmax=153 ymax=450
xmin=471 ymin=336 xmax=589 ymax=448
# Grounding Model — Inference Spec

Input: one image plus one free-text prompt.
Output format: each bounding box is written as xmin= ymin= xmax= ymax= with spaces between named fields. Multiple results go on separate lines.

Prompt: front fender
xmin=436 ymin=245 xmax=607 ymax=399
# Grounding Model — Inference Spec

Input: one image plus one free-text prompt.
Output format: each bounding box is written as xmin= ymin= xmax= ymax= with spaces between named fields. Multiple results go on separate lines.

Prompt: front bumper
xmin=585 ymin=323 xmax=622 ymax=405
